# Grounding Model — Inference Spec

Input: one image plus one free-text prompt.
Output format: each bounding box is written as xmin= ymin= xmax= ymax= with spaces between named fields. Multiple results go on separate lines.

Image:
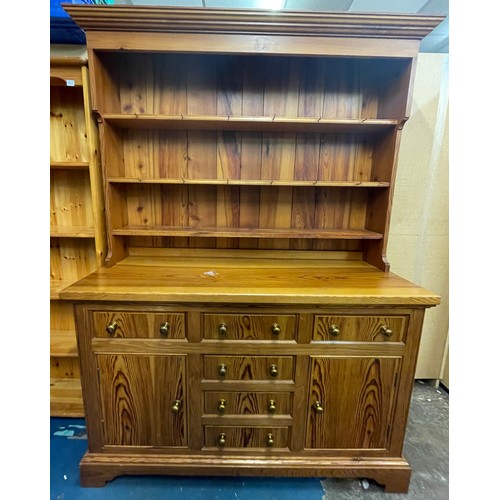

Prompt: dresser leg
xmin=374 ymin=468 xmax=412 ymax=493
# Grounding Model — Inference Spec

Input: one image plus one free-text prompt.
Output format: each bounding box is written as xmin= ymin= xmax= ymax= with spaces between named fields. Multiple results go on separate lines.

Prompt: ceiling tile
xmin=349 ymin=0 xmax=428 ymax=13
xmin=418 ymin=0 xmax=448 ymax=15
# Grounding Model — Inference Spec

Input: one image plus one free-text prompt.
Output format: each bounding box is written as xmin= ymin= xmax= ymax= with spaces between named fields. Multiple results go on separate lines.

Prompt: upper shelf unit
xmin=91 ymin=52 xmax=414 ymax=122
xmin=65 ymin=5 xmax=444 ymax=271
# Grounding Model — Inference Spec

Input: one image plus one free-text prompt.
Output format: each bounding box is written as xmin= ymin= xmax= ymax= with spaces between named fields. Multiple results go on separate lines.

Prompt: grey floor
xmin=321 ymin=380 xmax=449 ymax=499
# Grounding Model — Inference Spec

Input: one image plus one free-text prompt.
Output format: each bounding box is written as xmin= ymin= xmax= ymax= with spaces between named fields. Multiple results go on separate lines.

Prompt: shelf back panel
xmin=93 ymin=52 xmax=412 ymax=121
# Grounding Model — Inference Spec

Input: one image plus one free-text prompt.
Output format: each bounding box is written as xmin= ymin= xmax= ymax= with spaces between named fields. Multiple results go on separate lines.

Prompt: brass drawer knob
xmin=381 ymin=325 xmax=393 ymax=337
xmin=268 ymin=400 xmax=277 ymax=413
xmin=269 ymin=364 xmax=279 ymax=378
xmin=218 ymin=363 xmax=228 ymax=377
xmin=217 ymin=399 xmax=226 ymax=414
xmin=217 ymin=433 xmax=226 ymax=447
xmin=271 ymin=323 xmax=281 ymax=335
xmin=218 ymin=323 xmax=227 ymax=336
xmin=171 ymin=400 xmax=182 ymax=413
xmin=106 ymin=321 xmax=117 ymax=336
xmin=328 ymin=324 xmax=340 ymax=337
xmin=266 ymin=433 xmax=275 ymax=447
xmin=159 ymin=322 xmax=170 ymax=336
xmin=313 ymin=401 xmax=324 ymax=414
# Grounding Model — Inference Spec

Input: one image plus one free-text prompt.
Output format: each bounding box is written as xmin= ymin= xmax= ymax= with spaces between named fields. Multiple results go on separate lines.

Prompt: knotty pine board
xmin=102 ymin=53 xmax=409 ymax=120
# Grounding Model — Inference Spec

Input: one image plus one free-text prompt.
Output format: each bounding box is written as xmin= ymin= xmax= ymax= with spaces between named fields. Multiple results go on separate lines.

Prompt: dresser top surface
xmin=59 ymin=249 xmax=440 ymax=306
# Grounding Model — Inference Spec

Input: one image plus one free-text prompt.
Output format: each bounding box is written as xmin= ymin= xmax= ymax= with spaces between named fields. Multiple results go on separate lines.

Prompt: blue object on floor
xmin=51 ymin=417 xmax=325 ymax=499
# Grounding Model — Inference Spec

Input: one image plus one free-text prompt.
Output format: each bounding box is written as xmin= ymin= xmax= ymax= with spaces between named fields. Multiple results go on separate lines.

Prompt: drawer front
xmin=93 ymin=311 xmax=185 ymax=339
xmin=313 ymin=315 xmax=406 ymax=343
xmin=204 ymin=392 xmax=292 ymax=416
xmin=205 ymin=426 xmax=290 ymax=449
xmin=203 ymin=356 xmax=294 ymax=381
xmin=203 ymin=314 xmax=296 ymax=341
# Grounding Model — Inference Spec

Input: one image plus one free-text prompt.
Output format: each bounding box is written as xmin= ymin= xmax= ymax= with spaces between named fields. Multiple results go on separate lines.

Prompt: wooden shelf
xmin=50 ymin=226 xmax=95 ymax=238
xmin=50 ymin=161 xmax=89 ymax=170
xmin=113 ymin=226 xmax=383 ymax=240
xmin=104 ymin=114 xmax=399 ymax=133
xmin=108 ymin=177 xmax=390 ymax=188
xmin=50 ymin=378 xmax=84 ymax=417
xmin=51 ymin=330 xmax=78 ymax=357
xmin=50 ymin=279 xmax=75 ymax=299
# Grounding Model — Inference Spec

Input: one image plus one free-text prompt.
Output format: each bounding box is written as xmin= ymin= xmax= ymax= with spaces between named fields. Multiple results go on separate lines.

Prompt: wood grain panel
xmin=313 ymin=315 xmax=407 ymax=343
xmin=50 ymin=86 xmax=89 ymax=162
xmin=204 ymin=426 xmax=290 ymax=449
xmin=118 ymin=53 xmax=153 ymax=114
xmin=306 ymin=357 xmax=399 ymax=449
xmin=216 ymin=56 xmax=243 ymax=117
xmin=93 ymin=312 xmax=185 ymax=339
xmin=50 ymin=170 xmax=94 ymax=229
xmin=155 ymin=130 xmax=188 ymax=179
xmin=51 ymin=357 xmax=80 ymax=379
xmin=50 ymin=239 xmax=97 ymax=284
xmin=203 ymin=356 xmax=294 ymax=381
xmin=204 ymin=392 xmax=292 ymax=416
xmin=152 ymin=53 xmax=187 ymax=115
xmin=122 ymin=129 xmax=154 ymax=179
xmin=50 ymin=300 xmax=75 ymax=332
xmin=98 ymin=355 xmax=187 ymax=447
xmin=125 ymin=184 xmax=154 ymax=227
xmin=203 ymin=314 xmax=296 ymax=341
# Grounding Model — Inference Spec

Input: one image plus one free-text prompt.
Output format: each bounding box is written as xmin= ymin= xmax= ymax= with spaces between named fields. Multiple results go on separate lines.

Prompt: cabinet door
xmin=97 ymin=354 xmax=187 ymax=447
xmin=306 ymin=357 xmax=399 ymax=450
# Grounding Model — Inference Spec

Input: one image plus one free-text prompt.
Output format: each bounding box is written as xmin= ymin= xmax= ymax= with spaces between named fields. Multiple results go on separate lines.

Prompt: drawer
xmin=312 ymin=315 xmax=406 ymax=343
xmin=204 ymin=392 xmax=292 ymax=416
xmin=205 ymin=426 xmax=290 ymax=449
xmin=93 ymin=311 xmax=185 ymax=339
xmin=203 ymin=356 xmax=294 ymax=381
xmin=203 ymin=314 xmax=296 ymax=340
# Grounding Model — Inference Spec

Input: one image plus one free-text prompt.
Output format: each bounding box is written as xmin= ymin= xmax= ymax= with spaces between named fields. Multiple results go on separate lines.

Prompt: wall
xmin=387 ymin=52 xmax=449 ymax=380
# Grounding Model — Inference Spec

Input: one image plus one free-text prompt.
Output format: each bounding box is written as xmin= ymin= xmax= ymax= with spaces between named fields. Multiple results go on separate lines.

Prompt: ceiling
xmin=50 ymin=0 xmax=449 ymax=52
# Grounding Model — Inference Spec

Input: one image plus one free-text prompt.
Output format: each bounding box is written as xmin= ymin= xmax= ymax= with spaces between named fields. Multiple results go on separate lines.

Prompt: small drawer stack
xmin=201 ymin=313 xmax=297 ymax=451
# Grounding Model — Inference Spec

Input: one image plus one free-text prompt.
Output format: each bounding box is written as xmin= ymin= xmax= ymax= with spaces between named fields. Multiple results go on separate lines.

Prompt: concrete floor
xmin=50 ymin=380 xmax=448 ymax=499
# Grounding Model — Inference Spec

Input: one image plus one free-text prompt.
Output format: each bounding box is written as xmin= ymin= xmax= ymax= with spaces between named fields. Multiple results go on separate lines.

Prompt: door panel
xmin=97 ymin=354 xmax=187 ymax=447
xmin=306 ymin=357 xmax=399 ymax=450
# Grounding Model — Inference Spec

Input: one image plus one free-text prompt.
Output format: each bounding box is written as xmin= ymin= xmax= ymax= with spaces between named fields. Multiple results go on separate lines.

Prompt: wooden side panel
xmin=97 ymin=354 xmax=187 ymax=447
xmin=50 ymin=86 xmax=89 ymax=162
xmin=50 ymin=170 xmax=94 ymax=229
xmin=306 ymin=357 xmax=400 ymax=449
xmin=50 ymin=239 xmax=97 ymax=283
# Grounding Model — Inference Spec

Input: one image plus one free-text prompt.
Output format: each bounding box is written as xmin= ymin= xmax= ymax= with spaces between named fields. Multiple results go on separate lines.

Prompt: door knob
xmin=313 ymin=401 xmax=324 ymax=414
